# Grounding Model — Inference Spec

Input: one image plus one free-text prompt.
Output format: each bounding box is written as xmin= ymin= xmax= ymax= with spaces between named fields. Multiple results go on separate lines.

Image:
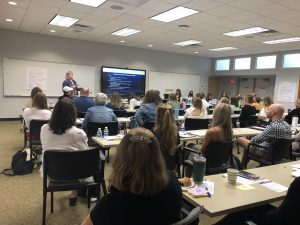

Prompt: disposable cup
xmin=227 ymin=168 xmax=238 ymax=184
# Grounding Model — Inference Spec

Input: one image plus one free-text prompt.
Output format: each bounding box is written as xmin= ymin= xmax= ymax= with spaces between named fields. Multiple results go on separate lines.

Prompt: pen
xmin=205 ymin=187 xmax=211 ymax=198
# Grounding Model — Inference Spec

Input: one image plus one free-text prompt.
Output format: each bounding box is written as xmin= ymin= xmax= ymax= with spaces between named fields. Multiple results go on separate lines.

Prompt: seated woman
xmin=166 ymin=93 xmax=180 ymax=109
xmin=183 ymin=97 xmax=207 ymax=120
xmin=285 ymin=98 xmax=300 ymax=125
xmin=106 ymin=92 xmax=125 ymax=110
xmin=127 ymin=92 xmax=140 ymax=109
xmin=40 ymin=98 xmax=89 ymax=206
xmin=213 ymin=177 xmax=300 ymax=225
xmin=25 ymin=86 xmax=43 ymax=108
xmin=154 ymin=104 xmax=180 ymax=171
xmin=23 ymin=92 xmax=52 ymax=138
xmin=81 ymin=127 xmax=182 ymax=225
xmin=135 ymin=90 xmax=161 ymax=126
xmin=239 ymin=95 xmax=257 ymax=128
xmin=258 ymin=96 xmax=273 ymax=122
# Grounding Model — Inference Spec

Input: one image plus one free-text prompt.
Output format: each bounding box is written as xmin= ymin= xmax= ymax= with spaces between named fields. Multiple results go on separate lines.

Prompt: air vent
xmin=110 ymin=5 xmax=124 ymax=10
xmin=71 ymin=24 xmax=94 ymax=32
xmin=188 ymin=44 xmax=202 ymax=48
xmin=109 ymin=0 xmax=150 ymax=7
xmin=246 ymin=29 xmax=280 ymax=38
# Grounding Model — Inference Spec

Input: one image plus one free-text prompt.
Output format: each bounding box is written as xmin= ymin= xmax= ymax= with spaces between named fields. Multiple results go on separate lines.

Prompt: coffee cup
xmin=227 ymin=168 xmax=239 ymax=184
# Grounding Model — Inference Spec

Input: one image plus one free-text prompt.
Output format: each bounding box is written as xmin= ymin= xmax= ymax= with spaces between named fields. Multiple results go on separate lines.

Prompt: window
xmin=215 ymin=59 xmax=230 ymax=71
xmin=256 ymin=55 xmax=277 ymax=69
xmin=234 ymin=57 xmax=251 ymax=70
xmin=283 ymin=53 xmax=300 ymax=68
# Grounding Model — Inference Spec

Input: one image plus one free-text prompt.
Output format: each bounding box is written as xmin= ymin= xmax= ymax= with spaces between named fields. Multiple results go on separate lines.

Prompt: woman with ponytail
xmin=154 ymin=103 xmax=180 ymax=171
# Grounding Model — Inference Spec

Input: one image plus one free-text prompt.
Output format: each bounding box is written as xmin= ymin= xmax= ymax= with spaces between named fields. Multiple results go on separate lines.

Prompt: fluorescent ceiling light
xmin=224 ymin=27 xmax=269 ymax=37
xmin=8 ymin=1 xmax=17 ymax=5
xmin=209 ymin=47 xmax=237 ymax=51
xmin=150 ymin=6 xmax=199 ymax=23
xmin=120 ymin=40 xmax=125 ymax=43
xmin=70 ymin=0 xmax=106 ymax=7
xmin=50 ymin=30 xmax=56 ymax=33
xmin=49 ymin=15 xmax=79 ymax=27
xmin=148 ymin=44 xmax=153 ymax=47
xmin=6 ymin=18 xmax=13 ymax=22
xmin=111 ymin=28 xmax=141 ymax=37
xmin=262 ymin=37 xmax=300 ymax=44
xmin=173 ymin=40 xmax=201 ymax=46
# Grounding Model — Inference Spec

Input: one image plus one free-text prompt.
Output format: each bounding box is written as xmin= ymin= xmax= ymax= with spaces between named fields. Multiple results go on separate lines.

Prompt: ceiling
xmin=1 ymin=0 xmax=300 ymax=58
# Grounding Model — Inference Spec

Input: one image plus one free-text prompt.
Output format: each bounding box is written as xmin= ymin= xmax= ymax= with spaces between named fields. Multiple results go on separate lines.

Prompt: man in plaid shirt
xmin=238 ymin=104 xmax=292 ymax=168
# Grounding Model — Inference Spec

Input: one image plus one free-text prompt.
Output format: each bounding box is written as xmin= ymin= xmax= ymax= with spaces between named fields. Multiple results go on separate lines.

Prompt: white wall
xmin=0 ymin=29 xmax=212 ymax=118
xmin=213 ymin=52 xmax=300 ymax=111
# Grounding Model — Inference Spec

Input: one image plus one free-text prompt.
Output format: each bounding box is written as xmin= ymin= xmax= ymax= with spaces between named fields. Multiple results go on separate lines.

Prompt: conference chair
xmin=184 ymin=118 xmax=209 ymax=131
xmin=171 ymin=206 xmax=203 ymax=225
xmin=133 ymin=105 xmax=140 ymax=110
xmin=240 ymin=115 xmax=257 ymax=128
xmin=29 ymin=120 xmax=49 ymax=172
xmin=179 ymin=109 xmax=185 ymax=116
xmin=42 ymin=148 xmax=103 ymax=225
xmin=244 ymin=138 xmax=294 ymax=169
xmin=113 ymin=110 xmax=127 ymax=118
xmin=87 ymin=121 xmax=119 ymax=162
xmin=77 ymin=111 xmax=86 ymax=118
xmin=181 ymin=141 xmax=233 ymax=176
xmin=143 ymin=121 xmax=156 ymax=130
xmin=166 ymin=143 xmax=183 ymax=176
xmin=162 ymin=99 xmax=168 ymax=103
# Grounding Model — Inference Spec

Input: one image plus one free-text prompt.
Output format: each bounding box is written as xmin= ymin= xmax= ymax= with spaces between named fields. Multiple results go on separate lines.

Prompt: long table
xmin=182 ymin=161 xmax=298 ymax=217
xmin=92 ymin=127 xmax=261 ymax=148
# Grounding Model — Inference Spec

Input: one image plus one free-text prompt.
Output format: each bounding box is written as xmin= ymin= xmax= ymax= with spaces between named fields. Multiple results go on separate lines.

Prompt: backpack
xmin=2 ymin=150 xmax=31 ymax=176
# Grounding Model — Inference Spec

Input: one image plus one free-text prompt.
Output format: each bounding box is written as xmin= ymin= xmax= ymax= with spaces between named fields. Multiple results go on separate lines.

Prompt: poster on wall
xmin=26 ymin=66 xmax=47 ymax=90
xmin=277 ymin=82 xmax=296 ymax=102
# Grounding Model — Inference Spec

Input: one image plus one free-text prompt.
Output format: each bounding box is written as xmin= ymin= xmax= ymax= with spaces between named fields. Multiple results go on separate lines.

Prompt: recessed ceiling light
xmin=112 ymin=28 xmax=141 ymax=37
xmin=5 ymin=18 xmax=13 ymax=22
xmin=173 ymin=40 xmax=202 ymax=46
xmin=194 ymin=51 xmax=199 ymax=54
xmin=120 ymin=40 xmax=125 ymax=43
xmin=50 ymin=30 xmax=56 ymax=33
xmin=223 ymin=27 xmax=269 ymax=37
xmin=209 ymin=47 xmax=237 ymax=51
xmin=150 ymin=6 xmax=199 ymax=23
xmin=49 ymin=15 xmax=79 ymax=27
xmin=8 ymin=1 xmax=17 ymax=5
xmin=70 ymin=0 xmax=106 ymax=7
xmin=148 ymin=44 xmax=153 ymax=47
xmin=262 ymin=37 xmax=300 ymax=44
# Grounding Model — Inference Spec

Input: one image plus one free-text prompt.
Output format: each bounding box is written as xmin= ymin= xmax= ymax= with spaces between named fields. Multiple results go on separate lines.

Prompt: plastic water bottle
xmin=49 ymin=100 xmax=53 ymax=109
xmin=180 ymin=123 xmax=185 ymax=132
xmin=96 ymin=128 xmax=102 ymax=137
xmin=103 ymin=127 xmax=109 ymax=137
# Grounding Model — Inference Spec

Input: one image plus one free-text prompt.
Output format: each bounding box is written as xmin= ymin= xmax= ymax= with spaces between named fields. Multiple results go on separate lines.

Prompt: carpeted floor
xmin=0 ymin=121 xmax=262 ymax=225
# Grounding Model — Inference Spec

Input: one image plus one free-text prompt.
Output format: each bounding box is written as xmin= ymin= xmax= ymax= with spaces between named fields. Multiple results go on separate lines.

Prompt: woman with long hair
xmin=82 ymin=127 xmax=182 ymax=225
xmin=107 ymin=92 xmax=125 ymax=110
xmin=239 ymin=95 xmax=257 ymax=128
xmin=258 ymin=96 xmax=273 ymax=122
xmin=40 ymin=98 xmax=89 ymax=206
xmin=201 ymin=103 xmax=233 ymax=154
xmin=183 ymin=97 xmax=207 ymax=119
xmin=154 ymin=104 xmax=179 ymax=170
xmin=127 ymin=92 xmax=140 ymax=109
xmin=25 ymin=86 xmax=43 ymax=108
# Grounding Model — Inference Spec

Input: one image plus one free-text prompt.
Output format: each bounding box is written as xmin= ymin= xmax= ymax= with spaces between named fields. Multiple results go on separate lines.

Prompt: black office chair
xmin=171 ymin=206 xmax=203 ymax=225
xmin=240 ymin=115 xmax=257 ymax=128
xmin=134 ymin=105 xmax=140 ymax=110
xmin=179 ymin=109 xmax=185 ymax=116
xmin=29 ymin=120 xmax=49 ymax=172
xmin=166 ymin=143 xmax=183 ymax=176
xmin=113 ymin=110 xmax=127 ymax=118
xmin=162 ymin=99 xmax=168 ymax=103
xmin=245 ymin=138 xmax=294 ymax=169
xmin=182 ymin=141 xmax=233 ymax=176
xmin=143 ymin=121 xmax=156 ymax=130
xmin=87 ymin=121 xmax=119 ymax=162
xmin=77 ymin=111 xmax=86 ymax=118
xmin=232 ymin=117 xmax=237 ymax=128
xmin=42 ymin=148 xmax=102 ymax=225
xmin=184 ymin=118 xmax=209 ymax=131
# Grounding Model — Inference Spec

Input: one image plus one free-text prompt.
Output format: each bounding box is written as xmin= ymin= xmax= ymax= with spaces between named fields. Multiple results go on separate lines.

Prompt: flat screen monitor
xmin=101 ymin=66 xmax=146 ymax=96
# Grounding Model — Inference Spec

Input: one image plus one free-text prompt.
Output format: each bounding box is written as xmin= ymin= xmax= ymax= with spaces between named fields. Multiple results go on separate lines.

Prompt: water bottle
xmin=103 ymin=127 xmax=109 ymax=137
xmin=96 ymin=128 xmax=102 ymax=137
xmin=193 ymin=156 xmax=206 ymax=184
xmin=180 ymin=123 xmax=185 ymax=132
xmin=292 ymin=116 xmax=298 ymax=130
xmin=49 ymin=100 xmax=53 ymax=109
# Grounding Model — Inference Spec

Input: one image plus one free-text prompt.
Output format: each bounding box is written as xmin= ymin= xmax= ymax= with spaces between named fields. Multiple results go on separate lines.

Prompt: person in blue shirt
xmin=74 ymin=87 xmax=95 ymax=113
xmin=62 ymin=71 xmax=79 ymax=97
xmin=135 ymin=90 xmax=161 ymax=126
xmin=82 ymin=93 xmax=118 ymax=130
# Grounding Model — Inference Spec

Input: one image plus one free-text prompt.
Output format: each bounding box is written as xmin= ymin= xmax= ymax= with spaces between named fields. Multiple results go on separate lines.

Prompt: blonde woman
xmin=201 ymin=103 xmax=233 ymax=154
xmin=62 ymin=71 xmax=79 ymax=96
xmin=154 ymin=104 xmax=180 ymax=171
xmin=107 ymin=92 xmax=125 ymax=110
xmin=258 ymin=96 xmax=273 ymax=122
xmin=82 ymin=127 xmax=182 ymax=225
xmin=183 ymin=97 xmax=207 ymax=120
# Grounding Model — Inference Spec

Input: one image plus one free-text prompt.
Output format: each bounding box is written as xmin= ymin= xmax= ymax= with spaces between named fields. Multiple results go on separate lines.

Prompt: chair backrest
xmin=134 ymin=105 xmax=140 ymax=110
xmin=204 ymin=141 xmax=233 ymax=174
xmin=113 ymin=110 xmax=127 ymax=118
xmin=271 ymin=138 xmax=294 ymax=162
xmin=231 ymin=117 xmax=237 ymax=128
xmin=185 ymin=118 xmax=209 ymax=131
xmin=29 ymin=120 xmax=49 ymax=139
xmin=77 ymin=111 xmax=86 ymax=118
xmin=162 ymin=99 xmax=168 ymax=103
xmin=171 ymin=206 xmax=203 ymax=225
xmin=43 ymin=148 xmax=100 ymax=181
xmin=87 ymin=121 xmax=119 ymax=137
xmin=143 ymin=121 xmax=156 ymax=130
xmin=179 ymin=109 xmax=185 ymax=116
xmin=241 ymin=115 xmax=257 ymax=128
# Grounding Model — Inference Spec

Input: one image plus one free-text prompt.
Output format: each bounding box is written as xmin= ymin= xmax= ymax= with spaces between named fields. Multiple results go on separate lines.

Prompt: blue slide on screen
xmin=101 ymin=67 xmax=146 ymax=96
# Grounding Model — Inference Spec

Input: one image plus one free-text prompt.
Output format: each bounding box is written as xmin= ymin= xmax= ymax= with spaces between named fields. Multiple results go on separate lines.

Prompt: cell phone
xmin=238 ymin=170 xmax=260 ymax=180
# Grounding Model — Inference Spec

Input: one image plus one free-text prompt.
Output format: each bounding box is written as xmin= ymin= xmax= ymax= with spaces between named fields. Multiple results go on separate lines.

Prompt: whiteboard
xmin=149 ymin=71 xmax=201 ymax=97
xmin=3 ymin=58 xmax=96 ymax=97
